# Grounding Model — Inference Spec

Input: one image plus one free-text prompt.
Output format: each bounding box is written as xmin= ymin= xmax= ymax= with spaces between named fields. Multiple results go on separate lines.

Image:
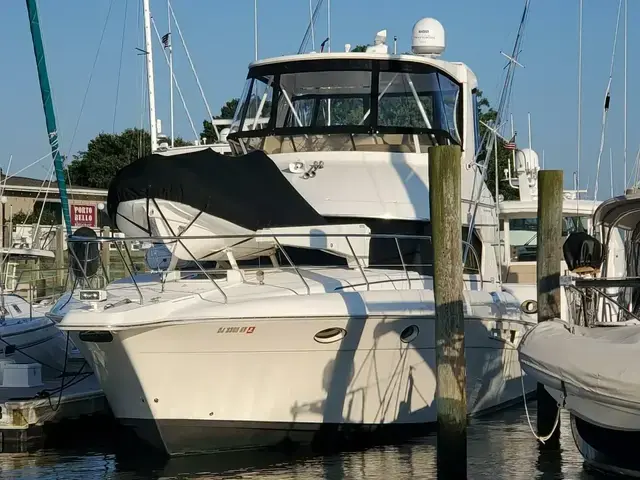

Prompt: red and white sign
xmin=71 ymin=204 xmax=97 ymax=227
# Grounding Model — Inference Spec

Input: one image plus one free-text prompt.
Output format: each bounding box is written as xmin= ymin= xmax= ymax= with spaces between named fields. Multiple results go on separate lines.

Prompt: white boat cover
xmin=518 ymin=319 xmax=640 ymax=409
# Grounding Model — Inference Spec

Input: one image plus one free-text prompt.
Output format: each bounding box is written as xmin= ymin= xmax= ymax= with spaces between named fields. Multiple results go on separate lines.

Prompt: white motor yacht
xmin=51 ymin=19 xmax=541 ymax=455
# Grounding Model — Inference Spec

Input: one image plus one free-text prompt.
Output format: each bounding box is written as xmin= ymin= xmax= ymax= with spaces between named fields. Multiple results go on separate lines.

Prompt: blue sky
xmin=1 ymin=0 xmax=638 ymax=198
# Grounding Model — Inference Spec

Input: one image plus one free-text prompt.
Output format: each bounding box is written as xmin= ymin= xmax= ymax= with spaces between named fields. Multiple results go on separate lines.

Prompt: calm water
xmin=0 ymin=403 xmax=615 ymax=480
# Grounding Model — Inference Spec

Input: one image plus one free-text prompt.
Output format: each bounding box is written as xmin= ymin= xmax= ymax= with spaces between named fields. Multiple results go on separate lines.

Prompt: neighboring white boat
xmin=51 ymin=19 xmax=544 ymax=455
xmin=518 ymin=191 xmax=640 ymax=477
xmin=519 ymin=318 xmax=640 ymax=477
xmin=0 ymin=247 xmax=81 ymax=378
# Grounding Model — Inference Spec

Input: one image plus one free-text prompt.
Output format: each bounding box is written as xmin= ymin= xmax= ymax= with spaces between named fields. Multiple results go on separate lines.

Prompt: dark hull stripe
xmin=121 ymin=417 xmax=437 ymax=457
xmin=571 ymin=413 xmax=640 ymax=477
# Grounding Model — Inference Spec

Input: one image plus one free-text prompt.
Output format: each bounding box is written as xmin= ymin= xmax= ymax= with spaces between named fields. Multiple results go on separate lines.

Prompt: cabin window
xmin=276 ymin=70 xmax=372 ymax=128
xmin=230 ymin=78 xmax=253 ymax=135
xmin=240 ymin=75 xmax=274 ymax=132
xmin=227 ymin=58 xmax=462 ymax=155
xmin=11 ymin=304 xmax=21 ymax=314
xmin=472 ymin=89 xmax=481 ymax=157
xmin=316 ymin=97 xmax=366 ymax=127
xmin=377 ymin=71 xmax=460 ymax=144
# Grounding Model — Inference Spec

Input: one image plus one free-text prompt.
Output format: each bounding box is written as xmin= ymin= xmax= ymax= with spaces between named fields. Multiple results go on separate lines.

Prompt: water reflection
xmin=0 ymin=403 xmax=615 ymax=480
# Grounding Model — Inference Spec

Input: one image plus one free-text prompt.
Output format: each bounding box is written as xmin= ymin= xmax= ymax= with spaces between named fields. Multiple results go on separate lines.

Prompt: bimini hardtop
xmin=518 ymin=319 xmax=640 ymax=415
xmin=106 ymin=148 xmax=330 ymax=262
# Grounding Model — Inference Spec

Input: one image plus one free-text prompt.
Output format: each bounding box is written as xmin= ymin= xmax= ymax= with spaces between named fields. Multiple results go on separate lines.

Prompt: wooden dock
xmin=0 ymin=373 xmax=109 ymax=452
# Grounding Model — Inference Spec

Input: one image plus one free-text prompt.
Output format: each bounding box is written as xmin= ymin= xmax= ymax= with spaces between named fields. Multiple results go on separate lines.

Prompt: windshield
xmin=228 ymin=58 xmax=462 ymax=155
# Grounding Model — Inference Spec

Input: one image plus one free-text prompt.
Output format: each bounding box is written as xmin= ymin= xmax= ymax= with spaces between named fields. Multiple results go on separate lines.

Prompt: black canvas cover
xmin=107 ymin=148 xmax=327 ymax=231
xmin=563 ymin=231 xmax=604 ymax=273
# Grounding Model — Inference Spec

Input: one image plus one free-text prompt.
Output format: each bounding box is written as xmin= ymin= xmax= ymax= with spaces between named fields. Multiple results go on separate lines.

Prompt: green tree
xmin=12 ymin=206 xmax=57 ymax=225
xmin=201 ymin=98 xmax=239 ymax=143
xmin=67 ymin=128 xmax=191 ymax=189
xmin=477 ymin=91 xmax=519 ymax=201
xmin=352 ymin=44 xmax=368 ymax=52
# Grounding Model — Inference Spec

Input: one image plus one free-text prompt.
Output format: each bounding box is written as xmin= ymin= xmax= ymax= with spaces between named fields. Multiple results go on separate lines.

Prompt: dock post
xmin=429 ymin=144 xmax=467 ymax=478
xmin=55 ymin=225 xmax=65 ymax=291
xmin=101 ymin=226 xmax=111 ymax=284
xmin=536 ymin=169 xmax=563 ymax=448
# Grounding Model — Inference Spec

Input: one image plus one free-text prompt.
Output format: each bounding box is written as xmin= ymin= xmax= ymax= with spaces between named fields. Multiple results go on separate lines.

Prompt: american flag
xmin=161 ymin=33 xmax=171 ymax=48
xmin=504 ymin=134 xmax=517 ymax=150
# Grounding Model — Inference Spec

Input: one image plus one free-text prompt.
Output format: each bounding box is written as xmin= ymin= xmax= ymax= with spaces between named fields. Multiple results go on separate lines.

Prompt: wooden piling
xmin=429 ymin=144 xmax=467 ymax=478
xmin=101 ymin=226 xmax=111 ymax=283
xmin=536 ymin=169 xmax=563 ymax=448
xmin=55 ymin=225 xmax=65 ymax=290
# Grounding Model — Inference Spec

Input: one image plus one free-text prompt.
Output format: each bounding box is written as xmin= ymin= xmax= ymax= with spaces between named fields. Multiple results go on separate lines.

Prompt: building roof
xmin=0 ymin=174 xmax=106 ymax=197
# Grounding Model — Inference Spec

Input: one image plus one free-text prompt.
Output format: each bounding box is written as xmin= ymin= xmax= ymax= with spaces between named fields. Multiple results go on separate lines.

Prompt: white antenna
xmin=577 ymin=0 xmax=583 ymax=198
xmin=327 ymin=0 xmax=331 ymax=52
xmin=143 ymin=0 xmax=158 ymax=152
xmin=624 ymin=0 xmax=628 ymax=189
xmin=528 ymin=111 xmax=532 ymax=151
xmin=309 ymin=0 xmax=316 ymax=51
xmin=507 ymin=113 xmax=517 ymax=189
xmin=610 ymin=147 xmax=614 ymax=197
xmin=168 ymin=0 xmax=174 ymax=147
xmin=493 ymin=126 xmax=502 ymax=286
xmin=254 ymin=0 xmax=258 ymax=61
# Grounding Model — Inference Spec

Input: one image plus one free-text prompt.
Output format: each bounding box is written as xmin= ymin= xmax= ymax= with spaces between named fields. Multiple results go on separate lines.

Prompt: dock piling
xmin=536 ymin=169 xmax=563 ymax=448
xmin=429 ymin=144 xmax=467 ymax=478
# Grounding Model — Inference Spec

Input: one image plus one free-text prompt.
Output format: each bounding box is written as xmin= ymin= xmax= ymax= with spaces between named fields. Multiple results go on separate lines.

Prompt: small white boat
xmin=0 ymin=247 xmax=81 ymax=380
xmin=518 ymin=191 xmax=640 ymax=477
xmin=519 ymin=319 xmax=640 ymax=477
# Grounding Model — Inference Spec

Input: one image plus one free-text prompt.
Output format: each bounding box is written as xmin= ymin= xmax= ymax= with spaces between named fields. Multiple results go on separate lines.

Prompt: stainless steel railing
xmin=66 ymin=232 xmax=483 ymax=306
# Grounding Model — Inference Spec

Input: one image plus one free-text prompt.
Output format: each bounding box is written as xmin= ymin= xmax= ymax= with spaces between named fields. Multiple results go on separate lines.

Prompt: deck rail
xmin=66 ymin=232 xmax=483 ymax=305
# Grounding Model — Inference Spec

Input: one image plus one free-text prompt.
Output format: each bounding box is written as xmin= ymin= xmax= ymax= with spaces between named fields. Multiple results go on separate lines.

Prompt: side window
xmin=472 ymin=89 xmax=481 ymax=158
xmin=463 ymin=227 xmax=483 ymax=275
xmin=243 ymin=77 xmax=273 ymax=131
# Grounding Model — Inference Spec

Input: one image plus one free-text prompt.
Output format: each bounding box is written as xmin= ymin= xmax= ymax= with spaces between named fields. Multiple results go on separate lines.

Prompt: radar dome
xmin=412 ymin=18 xmax=445 ymax=56
xmin=515 ymin=148 xmax=540 ymax=173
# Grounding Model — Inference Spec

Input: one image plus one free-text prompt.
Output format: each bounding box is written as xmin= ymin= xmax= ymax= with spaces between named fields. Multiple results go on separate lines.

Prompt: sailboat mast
xmin=143 ymin=0 xmax=158 ymax=152
xmin=168 ymin=0 xmax=174 ymax=147
xmin=25 ymin=0 xmax=72 ymax=236
xmin=577 ymin=0 xmax=583 ymax=198
xmin=623 ymin=0 xmax=628 ymax=190
xmin=254 ymin=0 xmax=258 ymax=61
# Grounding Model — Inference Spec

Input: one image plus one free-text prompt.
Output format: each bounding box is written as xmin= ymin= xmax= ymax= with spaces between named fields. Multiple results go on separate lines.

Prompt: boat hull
xmin=1 ymin=316 xmax=74 ymax=376
xmin=71 ymin=315 xmax=535 ymax=456
xmin=571 ymin=413 xmax=640 ymax=478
